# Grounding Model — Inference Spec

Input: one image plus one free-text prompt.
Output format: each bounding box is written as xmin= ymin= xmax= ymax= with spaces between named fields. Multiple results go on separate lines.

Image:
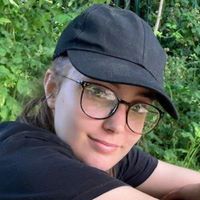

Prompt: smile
xmin=88 ymin=136 xmax=120 ymax=154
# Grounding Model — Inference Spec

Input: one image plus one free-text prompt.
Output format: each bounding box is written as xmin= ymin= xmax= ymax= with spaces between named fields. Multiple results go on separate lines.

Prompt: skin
xmin=44 ymin=67 xmax=152 ymax=171
xmin=136 ymin=160 xmax=200 ymax=198
xmin=44 ymin=60 xmax=200 ymax=199
xmin=161 ymin=183 xmax=200 ymax=200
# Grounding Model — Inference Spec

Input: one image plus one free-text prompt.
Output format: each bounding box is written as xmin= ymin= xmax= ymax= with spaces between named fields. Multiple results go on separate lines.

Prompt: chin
xmin=84 ymin=157 xmax=117 ymax=172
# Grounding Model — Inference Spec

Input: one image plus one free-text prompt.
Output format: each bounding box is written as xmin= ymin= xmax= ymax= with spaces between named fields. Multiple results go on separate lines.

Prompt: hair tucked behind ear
xmin=19 ymin=56 xmax=72 ymax=133
xmin=20 ymin=56 xmax=117 ymax=178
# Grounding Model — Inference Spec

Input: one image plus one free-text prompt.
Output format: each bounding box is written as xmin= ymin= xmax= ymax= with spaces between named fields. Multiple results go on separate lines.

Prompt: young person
xmin=0 ymin=4 xmax=199 ymax=200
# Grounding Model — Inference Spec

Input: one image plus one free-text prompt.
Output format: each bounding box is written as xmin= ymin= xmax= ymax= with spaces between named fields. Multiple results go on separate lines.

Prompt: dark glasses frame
xmin=58 ymin=74 xmax=164 ymax=134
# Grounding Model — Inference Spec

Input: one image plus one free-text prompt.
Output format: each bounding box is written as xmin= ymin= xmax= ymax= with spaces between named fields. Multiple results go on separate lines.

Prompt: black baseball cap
xmin=53 ymin=4 xmax=178 ymax=119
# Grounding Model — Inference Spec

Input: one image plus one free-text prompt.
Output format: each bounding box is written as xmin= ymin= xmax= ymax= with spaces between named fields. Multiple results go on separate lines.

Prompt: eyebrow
xmin=83 ymin=78 xmax=156 ymax=100
xmin=136 ymin=91 xmax=156 ymax=100
xmin=111 ymin=83 xmax=157 ymax=100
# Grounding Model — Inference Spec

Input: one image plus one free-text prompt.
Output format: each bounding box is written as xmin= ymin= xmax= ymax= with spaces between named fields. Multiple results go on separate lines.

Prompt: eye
xmin=131 ymin=104 xmax=148 ymax=113
xmin=87 ymin=85 xmax=106 ymax=97
xmin=86 ymin=84 xmax=116 ymax=101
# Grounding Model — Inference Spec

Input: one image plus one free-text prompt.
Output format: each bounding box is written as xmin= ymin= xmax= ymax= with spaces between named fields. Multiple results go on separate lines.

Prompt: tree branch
xmin=154 ymin=0 xmax=165 ymax=34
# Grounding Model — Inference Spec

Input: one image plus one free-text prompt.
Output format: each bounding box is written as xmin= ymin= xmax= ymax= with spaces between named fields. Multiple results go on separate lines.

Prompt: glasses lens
xmin=81 ymin=83 xmax=118 ymax=118
xmin=127 ymin=103 xmax=160 ymax=134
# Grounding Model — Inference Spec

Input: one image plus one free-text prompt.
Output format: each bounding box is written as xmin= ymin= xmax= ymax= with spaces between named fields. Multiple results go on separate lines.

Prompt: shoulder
xmin=0 ymin=122 xmax=126 ymax=199
xmin=0 ymin=121 xmax=51 ymax=140
xmin=116 ymin=146 xmax=158 ymax=187
xmin=0 ymin=120 xmax=75 ymax=161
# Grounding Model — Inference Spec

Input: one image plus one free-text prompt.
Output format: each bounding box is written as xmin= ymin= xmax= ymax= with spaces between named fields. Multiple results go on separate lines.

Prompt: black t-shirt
xmin=0 ymin=121 xmax=158 ymax=200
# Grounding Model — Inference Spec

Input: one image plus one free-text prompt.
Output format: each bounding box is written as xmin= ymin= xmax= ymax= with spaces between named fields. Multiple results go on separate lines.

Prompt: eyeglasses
xmin=59 ymin=75 xmax=164 ymax=135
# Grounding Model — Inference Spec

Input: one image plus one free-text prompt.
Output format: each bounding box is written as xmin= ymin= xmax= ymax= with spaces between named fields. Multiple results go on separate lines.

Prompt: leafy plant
xmin=1 ymin=0 xmax=199 ymax=169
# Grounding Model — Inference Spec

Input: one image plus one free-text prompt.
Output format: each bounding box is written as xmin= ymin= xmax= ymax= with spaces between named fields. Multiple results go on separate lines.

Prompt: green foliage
xmin=140 ymin=0 xmax=200 ymax=170
xmin=142 ymin=55 xmax=200 ymax=170
xmin=1 ymin=0 xmax=199 ymax=169
xmin=0 ymin=0 xmax=91 ymax=120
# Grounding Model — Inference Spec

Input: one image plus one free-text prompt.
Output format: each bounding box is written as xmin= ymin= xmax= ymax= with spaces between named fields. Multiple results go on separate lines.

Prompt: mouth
xmin=88 ymin=136 xmax=120 ymax=154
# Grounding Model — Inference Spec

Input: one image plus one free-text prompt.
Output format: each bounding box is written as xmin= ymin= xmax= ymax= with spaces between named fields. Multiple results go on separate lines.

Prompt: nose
xmin=102 ymin=104 xmax=127 ymax=134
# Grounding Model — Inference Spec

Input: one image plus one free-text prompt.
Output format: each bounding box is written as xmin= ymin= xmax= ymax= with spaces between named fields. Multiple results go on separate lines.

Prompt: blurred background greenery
xmin=0 ymin=0 xmax=200 ymax=169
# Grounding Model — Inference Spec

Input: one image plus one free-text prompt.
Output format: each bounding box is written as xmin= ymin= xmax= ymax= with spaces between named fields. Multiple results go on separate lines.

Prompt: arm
xmin=94 ymin=186 xmax=158 ymax=200
xmin=161 ymin=183 xmax=200 ymax=200
xmin=136 ymin=160 xmax=200 ymax=198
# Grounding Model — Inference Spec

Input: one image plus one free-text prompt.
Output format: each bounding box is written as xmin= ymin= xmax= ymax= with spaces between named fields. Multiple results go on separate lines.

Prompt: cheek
xmin=124 ymin=134 xmax=142 ymax=151
xmin=54 ymin=85 xmax=100 ymax=144
xmin=54 ymin=86 xmax=81 ymax=141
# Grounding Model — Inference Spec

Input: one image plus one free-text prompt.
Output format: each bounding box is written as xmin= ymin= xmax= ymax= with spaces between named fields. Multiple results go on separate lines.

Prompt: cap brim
xmin=68 ymin=50 xmax=178 ymax=119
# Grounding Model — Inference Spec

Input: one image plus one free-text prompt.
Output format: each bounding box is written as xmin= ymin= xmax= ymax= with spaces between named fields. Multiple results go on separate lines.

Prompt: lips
xmin=88 ymin=136 xmax=120 ymax=154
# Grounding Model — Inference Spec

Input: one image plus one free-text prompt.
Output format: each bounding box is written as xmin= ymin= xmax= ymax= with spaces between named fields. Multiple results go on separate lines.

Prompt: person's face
xmin=44 ymin=65 xmax=153 ymax=172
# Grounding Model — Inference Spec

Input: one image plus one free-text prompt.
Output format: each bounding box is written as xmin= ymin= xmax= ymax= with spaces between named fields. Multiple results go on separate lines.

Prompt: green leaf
xmin=0 ymin=87 xmax=8 ymax=107
xmin=0 ymin=18 xmax=11 ymax=25
xmin=54 ymin=14 xmax=71 ymax=24
xmin=0 ymin=48 xmax=7 ymax=57
xmin=16 ymin=79 xmax=32 ymax=96
xmin=12 ymin=56 xmax=23 ymax=64
xmin=68 ymin=0 xmax=76 ymax=7
xmin=5 ymin=96 xmax=22 ymax=119
xmin=8 ymin=0 xmax=19 ymax=7
xmin=194 ymin=45 xmax=200 ymax=55
xmin=0 ymin=65 xmax=11 ymax=78
xmin=0 ymin=105 xmax=9 ymax=120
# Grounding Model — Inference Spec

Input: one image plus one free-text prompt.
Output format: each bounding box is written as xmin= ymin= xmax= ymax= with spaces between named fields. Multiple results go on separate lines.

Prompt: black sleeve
xmin=0 ymin=122 xmax=126 ymax=200
xmin=116 ymin=146 xmax=158 ymax=187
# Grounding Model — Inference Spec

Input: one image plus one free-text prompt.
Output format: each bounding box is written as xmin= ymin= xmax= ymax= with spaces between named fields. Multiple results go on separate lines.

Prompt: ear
xmin=43 ymin=69 xmax=59 ymax=111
